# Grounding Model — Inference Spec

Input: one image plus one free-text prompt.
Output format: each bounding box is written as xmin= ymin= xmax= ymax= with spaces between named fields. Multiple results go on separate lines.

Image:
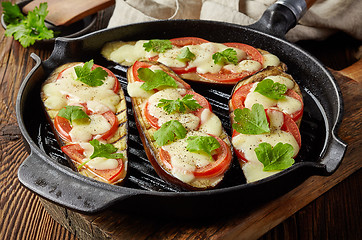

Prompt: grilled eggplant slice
xmin=40 ymin=62 xmax=128 ymax=184
xmin=102 ymin=37 xmax=286 ymax=85
xmin=127 ymin=61 xmax=233 ymax=190
xmin=229 ymin=67 xmax=303 ymax=183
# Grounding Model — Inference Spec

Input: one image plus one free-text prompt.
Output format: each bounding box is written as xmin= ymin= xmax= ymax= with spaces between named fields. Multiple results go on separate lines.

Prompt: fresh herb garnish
xmin=157 ymin=94 xmax=203 ymax=114
xmin=77 ymin=139 xmax=124 ymax=169
xmin=254 ymin=142 xmax=294 ymax=171
xmin=57 ymin=105 xmax=89 ymax=124
xmin=74 ymin=60 xmax=108 ymax=87
xmin=153 ymin=120 xmax=187 ymax=146
xmin=177 ymin=47 xmax=195 ymax=62
xmin=232 ymin=103 xmax=270 ymax=135
xmin=2 ymin=2 xmax=24 ymax=25
xmin=3 ymin=2 xmax=54 ymax=47
xmin=137 ymin=67 xmax=177 ymax=91
xmin=212 ymin=48 xmax=238 ymax=65
xmin=143 ymin=39 xmax=172 ymax=53
xmin=254 ymin=79 xmax=288 ymax=100
xmin=186 ymin=135 xmax=220 ymax=159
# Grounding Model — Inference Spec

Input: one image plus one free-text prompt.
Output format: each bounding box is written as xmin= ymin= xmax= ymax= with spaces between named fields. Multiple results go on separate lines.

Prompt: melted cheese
xmin=224 ymin=60 xmax=262 ymax=73
xmin=127 ymin=82 xmax=155 ymax=98
xmin=43 ymin=65 xmax=121 ymax=112
xmin=80 ymin=142 xmax=119 ymax=170
xmin=70 ymin=114 xmax=111 ymax=142
xmin=262 ymin=53 xmax=280 ymax=68
xmin=232 ymin=110 xmax=299 ymax=183
xmin=199 ymin=109 xmax=222 ymax=137
xmin=162 ymin=131 xmax=211 ymax=183
xmin=108 ymin=40 xmax=157 ymax=66
xmin=244 ymin=81 xmax=302 ymax=115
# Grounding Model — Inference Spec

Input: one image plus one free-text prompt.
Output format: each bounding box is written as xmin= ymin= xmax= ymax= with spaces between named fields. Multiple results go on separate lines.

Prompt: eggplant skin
xmin=40 ymin=62 xmax=129 ymax=185
xmin=127 ymin=61 xmax=233 ymax=191
xmin=101 ymin=40 xmax=287 ymax=85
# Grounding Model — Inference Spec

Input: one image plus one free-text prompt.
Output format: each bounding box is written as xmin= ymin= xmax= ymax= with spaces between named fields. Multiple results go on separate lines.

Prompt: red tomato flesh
xmin=61 ymin=144 xmax=124 ymax=183
xmin=54 ymin=109 xmax=119 ymax=142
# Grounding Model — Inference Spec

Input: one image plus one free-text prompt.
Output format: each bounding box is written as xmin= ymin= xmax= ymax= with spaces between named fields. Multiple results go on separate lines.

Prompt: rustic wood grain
xmin=0 ymin=2 xmax=361 ymax=239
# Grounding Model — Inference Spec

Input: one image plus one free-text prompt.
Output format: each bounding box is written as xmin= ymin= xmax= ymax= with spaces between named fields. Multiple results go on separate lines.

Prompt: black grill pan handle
xmin=18 ymin=150 xmax=134 ymax=213
xmin=248 ymin=0 xmax=315 ymax=38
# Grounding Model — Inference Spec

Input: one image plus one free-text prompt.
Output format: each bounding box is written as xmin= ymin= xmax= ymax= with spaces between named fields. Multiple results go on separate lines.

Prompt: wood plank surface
xmin=0 ymin=2 xmax=361 ymax=239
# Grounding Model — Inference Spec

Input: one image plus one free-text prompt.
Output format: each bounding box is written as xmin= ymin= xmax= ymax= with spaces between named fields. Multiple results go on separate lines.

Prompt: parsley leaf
xmin=57 ymin=105 xmax=89 ymax=124
xmin=1 ymin=2 xmax=24 ymax=25
xmin=177 ymin=47 xmax=195 ymax=62
xmin=143 ymin=39 xmax=172 ymax=53
xmin=137 ymin=67 xmax=177 ymax=91
xmin=212 ymin=48 xmax=238 ymax=65
xmin=78 ymin=139 xmax=124 ymax=169
xmin=254 ymin=79 xmax=288 ymax=100
xmin=186 ymin=135 xmax=220 ymax=159
xmin=232 ymin=103 xmax=270 ymax=135
xmin=153 ymin=120 xmax=187 ymax=146
xmin=254 ymin=142 xmax=295 ymax=171
xmin=3 ymin=2 xmax=54 ymax=47
xmin=157 ymin=94 xmax=203 ymax=114
xmin=74 ymin=60 xmax=108 ymax=87
xmin=89 ymin=139 xmax=124 ymax=159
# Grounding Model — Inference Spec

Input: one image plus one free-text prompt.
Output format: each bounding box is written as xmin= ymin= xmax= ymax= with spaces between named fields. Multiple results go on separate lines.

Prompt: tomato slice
xmin=54 ymin=115 xmax=73 ymax=142
xmin=61 ymin=144 xmax=124 ymax=183
xmin=198 ymin=42 xmax=264 ymax=83
xmin=232 ymin=109 xmax=301 ymax=162
xmin=231 ymin=83 xmax=304 ymax=122
xmin=159 ymin=135 xmax=232 ymax=179
xmin=57 ymin=63 xmax=120 ymax=93
xmin=54 ymin=109 xmax=119 ymax=142
xmin=144 ymin=90 xmax=212 ymax=129
xmin=132 ymin=61 xmax=191 ymax=89
xmin=169 ymin=37 xmax=210 ymax=47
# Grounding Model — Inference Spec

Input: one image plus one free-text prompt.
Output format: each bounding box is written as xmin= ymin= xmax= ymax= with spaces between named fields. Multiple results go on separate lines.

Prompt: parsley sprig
xmin=157 ymin=94 xmax=203 ymax=114
xmin=3 ymin=2 xmax=54 ymax=47
xmin=186 ymin=135 xmax=220 ymax=160
xmin=77 ymin=139 xmax=124 ymax=169
xmin=153 ymin=120 xmax=187 ymax=146
xmin=233 ymin=103 xmax=270 ymax=135
xmin=255 ymin=142 xmax=294 ymax=171
xmin=143 ymin=39 xmax=172 ymax=53
xmin=74 ymin=60 xmax=108 ymax=87
xmin=57 ymin=105 xmax=89 ymax=124
xmin=177 ymin=47 xmax=196 ymax=62
xmin=212 ymin=48 xmax=238 ymax=65
xmin=137 ymin=67 xmax=177 ymax=91
xmin=254 ymin=79 xmax=288 ymax=100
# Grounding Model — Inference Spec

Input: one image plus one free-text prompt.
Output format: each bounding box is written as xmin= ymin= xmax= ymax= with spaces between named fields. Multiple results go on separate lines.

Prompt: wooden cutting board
xmin=22 ymin=0 xmax=115 ymax=26
xmin=39 ymin=60 xmax=362 ymax=240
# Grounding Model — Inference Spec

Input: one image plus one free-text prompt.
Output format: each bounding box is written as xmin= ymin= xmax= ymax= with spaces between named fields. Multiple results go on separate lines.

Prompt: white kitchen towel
xmin=107 ymin=0 xmax=362 ymax=42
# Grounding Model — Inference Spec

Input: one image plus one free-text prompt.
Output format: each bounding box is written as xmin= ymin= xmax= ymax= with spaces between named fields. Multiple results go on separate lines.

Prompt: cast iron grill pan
xmin=16 ymin=1 xmax=346 ymax=216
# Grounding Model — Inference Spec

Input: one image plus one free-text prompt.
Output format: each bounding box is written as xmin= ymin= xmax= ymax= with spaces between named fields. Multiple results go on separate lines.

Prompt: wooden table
xmin=0 ymin=3 xmax=361 ymax=240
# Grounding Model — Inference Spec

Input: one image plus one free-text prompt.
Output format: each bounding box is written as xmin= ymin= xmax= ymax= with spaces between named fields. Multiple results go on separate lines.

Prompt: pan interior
xmin=25 ymin=20 xmax=332 ymax=193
